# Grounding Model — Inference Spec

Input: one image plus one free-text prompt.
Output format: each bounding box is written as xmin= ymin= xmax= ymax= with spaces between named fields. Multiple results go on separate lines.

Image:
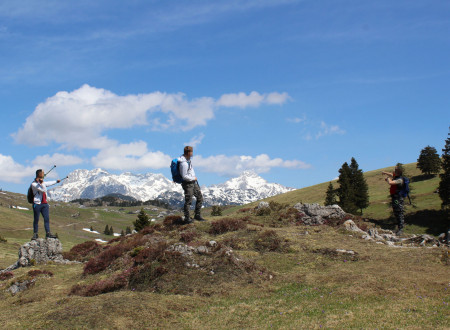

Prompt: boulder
xmin=343 ymin=220 xmax=366 ymax=234
xmin=256 ymin=202 xmax=269 ymax=209
xmin=293 ymin=203 xmax=347 ymax=225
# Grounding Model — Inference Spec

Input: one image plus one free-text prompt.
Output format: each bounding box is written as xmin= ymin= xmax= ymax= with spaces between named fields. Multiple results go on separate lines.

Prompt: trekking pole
xmin=45 ymin=165 xmax=56 ymax=177
xmin=60 ymin=176 xmax=69 ymax=182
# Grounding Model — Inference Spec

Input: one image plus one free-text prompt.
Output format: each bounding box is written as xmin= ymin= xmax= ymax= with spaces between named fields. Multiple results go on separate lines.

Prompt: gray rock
xmin=343 ymin=220 xmax=366 ymax=234
xmin=256 ymin=202 xmax=270 ymax=209
xmin=195 ymin=246 xmax=209 ymax=255
xmin=7 ymin=279 xmax=36 ymax=295
xmin=293 ymin=203 xmax=347 ymax=225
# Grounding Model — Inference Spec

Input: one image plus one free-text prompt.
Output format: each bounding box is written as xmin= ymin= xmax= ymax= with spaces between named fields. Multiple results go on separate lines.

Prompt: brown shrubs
xmin=254 ymin=230 xmax=290 ymax=252
xmin=70 ymin=270 xmax=129 ymax=297
xmin=62 ymin=240 xmax=102 ymax=262
xmin=0 ymin=271 xmax=14 ymax=281
xmin=83 ymin=245 xmax=127 ymax=275
xmin=163 ymin=215 xmax=184 ymax=229
xmin=27 ymin=269 xmax=53 ymax=277
xmin=180 ymin=230 xmax=199 ymax=243
xmin=209 ymin=218 xmax=247 ymax=235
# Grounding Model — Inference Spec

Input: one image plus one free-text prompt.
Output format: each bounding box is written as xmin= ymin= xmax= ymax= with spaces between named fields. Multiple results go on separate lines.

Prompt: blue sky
xmin=0 ymin=0 xmax=449 ymax=193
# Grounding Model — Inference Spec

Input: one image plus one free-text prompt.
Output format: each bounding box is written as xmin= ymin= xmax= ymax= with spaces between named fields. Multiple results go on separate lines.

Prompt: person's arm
xmin=179 ymin=161 xmax=196 ymax=181
xmin=386 ymin=177 xmax=403 ymax=186
xmin=45 ymin=180 xmax=60 ymax=187
xmin=382 ymin=171 xmax=393 ymax=177
xmin=32 ymin=181 xmax=46 ymax=193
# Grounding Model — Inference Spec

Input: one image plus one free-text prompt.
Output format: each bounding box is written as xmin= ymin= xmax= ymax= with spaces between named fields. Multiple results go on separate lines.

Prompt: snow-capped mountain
xmin=50 ymin=169 xmax=295 ymax=207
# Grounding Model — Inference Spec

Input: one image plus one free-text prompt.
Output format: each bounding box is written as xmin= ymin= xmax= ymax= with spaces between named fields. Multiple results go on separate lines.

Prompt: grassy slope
xmin=0 ymin=162 xmax=449 ymax=328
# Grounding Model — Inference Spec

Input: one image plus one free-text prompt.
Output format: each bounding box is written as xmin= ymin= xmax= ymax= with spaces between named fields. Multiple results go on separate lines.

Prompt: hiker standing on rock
xmin=30 ymin=169 xmax=61 ymax=240
xmin=382 ymin=166 xmax=405 ymax=236
xmin=179 ymin=146 xmax=205 ymax=224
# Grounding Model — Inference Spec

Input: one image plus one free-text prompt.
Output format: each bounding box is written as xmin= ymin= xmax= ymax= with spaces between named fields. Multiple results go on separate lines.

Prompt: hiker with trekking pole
xmin=27 ymin=165 xmax=67 ymax=240
xmin=382 ymin=165 xmax=411 ymax=236
xmin=170 ymin=146 xmax=206 ymax=224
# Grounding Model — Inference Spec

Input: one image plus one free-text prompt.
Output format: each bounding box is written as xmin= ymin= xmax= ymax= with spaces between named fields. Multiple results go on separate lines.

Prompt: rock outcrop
xmin=0 ymin=238 xmax=73 ymax=274
xmin=293 ymin=203 xmax=347 ymax=225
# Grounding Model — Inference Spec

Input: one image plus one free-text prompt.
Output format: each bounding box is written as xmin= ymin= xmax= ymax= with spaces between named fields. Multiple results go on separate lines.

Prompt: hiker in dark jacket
xmin=382 ymin=166 xmax=405 ymax=235
xmin=30 ymin=169 xmax=61 ymax=240
xmin=179 ymin=146 xmax=205 ymax=223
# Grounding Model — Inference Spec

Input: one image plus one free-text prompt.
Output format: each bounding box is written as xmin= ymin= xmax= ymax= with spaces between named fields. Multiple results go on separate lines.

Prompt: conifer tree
xmin=121 ymin=229 xmax=125 ymax=237
xmin=126 ymin=226 xmax=132 ymax=235
xmin=133 ymin=208 xmax=150 ymax=232
xmin=439 ymin=129 xmax=450 ymax=209
xmin=350 ymin=158 xmax=369 ymax=214
xmin=109 ymin=226 xmax=114 ymax=236
xmin=417 ymin=145 xmax=442 ymax=176
xmin=324 ymin=182 xmax=337 ymax=206
xmin=104 ymin=225 xmax=110 ymax=235
xmin=90 ymin=226 xmax=94 ymax=232
xmin=337 ymin=162 xmax=357 ymax=214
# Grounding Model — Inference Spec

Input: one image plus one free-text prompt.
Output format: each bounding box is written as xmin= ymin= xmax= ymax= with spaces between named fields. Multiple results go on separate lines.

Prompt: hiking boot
xmin=194 ymin=215 xmax=206 ymax=222
xmin=46 ymin=232 xmax=57 ymax=239
xmin=184 ymin=217 xmax=193 ymax=224
xmin=31 ymin=233 xmax=38 ymax=240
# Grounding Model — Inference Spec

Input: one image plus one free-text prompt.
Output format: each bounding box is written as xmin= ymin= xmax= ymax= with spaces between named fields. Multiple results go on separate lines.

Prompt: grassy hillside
xmin=0 ymin=163 xmax=449 ymax=328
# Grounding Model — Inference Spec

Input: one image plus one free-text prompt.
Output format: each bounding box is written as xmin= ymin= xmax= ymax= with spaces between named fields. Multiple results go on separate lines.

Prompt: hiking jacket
xmin=178 ymin=155 xmax=196 ymax=182
xmin=31 ymin=180 xmax=58 ymax=204
xmin=390 ymin=176 xmax=404 ymax=196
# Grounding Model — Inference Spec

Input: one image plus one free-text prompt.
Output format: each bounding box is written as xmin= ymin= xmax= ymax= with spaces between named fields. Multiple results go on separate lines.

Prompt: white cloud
xmin=0 ymin=154 xmax=35 ymax=184
xmin=185 ymin=133 xmax=205 ymax=148
xmin=32 ymin=153 xmax=84 ymax=168
xmin=216 ymin=91 xmax=289 ymax=108
xmin=315 ymin=121 xmax=346 ymax=139
xmin=287 ymin=115 xmax=306 ymax=123
xmin=13 ymin=85 xmax=289 ymax=149
xmin=194 ymin=153 xmax=310 ymax=176
xmin=91 ymin=141 xmax=171 ymax=171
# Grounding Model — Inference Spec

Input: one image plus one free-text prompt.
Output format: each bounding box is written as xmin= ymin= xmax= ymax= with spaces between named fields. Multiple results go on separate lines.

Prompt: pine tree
xmin=350 ymin=158 xmax=369 ymax=214
xmin=90 ymin=226 xmax=94 ymax=232
xmin=104 ymin=225 xmax=110 ymax=235
xmin=121 ymin=229 xmax=125 ymax=237
xmin=337 ymin=162 xmax=357 ymax=214
xmin=439 ymin=129 xmax=450 ymax=209
xmin=417 ymin=145 xmax=442 ymax=176
xmin=324 ymin=182 xmax=337 ymax=206
xmin=133 ymin=208 xmax=150 ymax=232
xmin=109 ymin=226 xmax=114 ymax=236
xmin=126 ymin=226 xmax=132 ymax=235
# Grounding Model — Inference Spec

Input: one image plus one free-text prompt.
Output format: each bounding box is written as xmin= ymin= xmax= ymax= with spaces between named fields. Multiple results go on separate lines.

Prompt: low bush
xmin=70 ymin=270 xmax=129 ymax=297
xmin=180 ymin=230 xmax=199 ymax=243
xmin=254 ymin=230 xmax=289 ymax=252
xmin=83 ymin=245 xmax=127 ymax=275
xmin=0 ymin=235 xmax=7 ymax=243
xmin=133 ymin=241 xmax=168 ymax=264
xmin=209 ymin=218 xmax=247 ymax=235
xmin=27 ymin=269 xmax=53 ymax=277
xmin=163 ymin=215 xmax=184 ymax=229
xmin=238 ymin=208 xmax=252 ymax=213
xmin=62 ymin=241 xmax=102 ymax=262
xmin=255 ymin=207 xmax=271 ymax=216
xmin=0 ymin=271 xmax=13 ymax=281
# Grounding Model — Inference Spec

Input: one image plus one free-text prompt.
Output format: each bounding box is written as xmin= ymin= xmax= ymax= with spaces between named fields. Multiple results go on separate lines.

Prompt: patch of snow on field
xmin=82 ymin=228 xmax=100 ymax=234
xmin=95 ymin=239 xmax=108 ymax=243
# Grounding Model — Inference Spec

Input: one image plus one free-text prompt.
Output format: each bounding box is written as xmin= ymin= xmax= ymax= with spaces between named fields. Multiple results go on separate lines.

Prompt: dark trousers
xmin=391 ymin=195 xmax=404 ymax=230
xmin=33 ymin=203 xmax=50 ymax=233
xmin=182 ymin=181 xmax=203 ymax=218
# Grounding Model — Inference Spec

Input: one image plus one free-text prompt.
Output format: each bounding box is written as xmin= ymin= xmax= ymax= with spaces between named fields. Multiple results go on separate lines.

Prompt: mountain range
xmin=50 ymin=168 xmax=295 ymax=207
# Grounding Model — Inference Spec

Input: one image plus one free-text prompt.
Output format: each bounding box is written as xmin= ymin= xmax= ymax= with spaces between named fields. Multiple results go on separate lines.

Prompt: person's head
xmin=394 ymin=166 xmax=403 ymax=177
xmin=184 ymin=146 xmax=193 ymax=159
xmin=36 ymin=169 xmax=44 ymax=180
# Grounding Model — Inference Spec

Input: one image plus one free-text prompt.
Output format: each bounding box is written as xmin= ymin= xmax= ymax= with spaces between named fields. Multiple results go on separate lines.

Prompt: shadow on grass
xmin=411 ymin=174 xmax=437 ymax=183
xmin=369 ymin=209 xmax=449 ymax=236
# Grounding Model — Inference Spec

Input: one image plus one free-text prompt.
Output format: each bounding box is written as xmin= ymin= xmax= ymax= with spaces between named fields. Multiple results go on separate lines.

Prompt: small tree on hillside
xmin=133 ymin=208 xmax=150 ymax=232
xmin=324 ymin=182 xmax=337 ymax=206
xmin=121 ymin=229 xmax=125 ymax=237
xmin=211 ymin=205 xmax=223 ymax=216
xmin=109 ymin=226 xmax=114 ymax=236
xmin=417 ymin=145 xmax=442 ymax=176
xmin=350 ymin=158 xmax=369 ymax=214
xmin=103 ymin=225 xmax=110 ymax=235
xmin=125 ymin=226 xmax=132 ymax=235
xmin=337 ymin=162 xmax=357 ymax=214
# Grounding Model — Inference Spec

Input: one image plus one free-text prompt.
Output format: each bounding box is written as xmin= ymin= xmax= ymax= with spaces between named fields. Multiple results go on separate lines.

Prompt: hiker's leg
xmin=33 ymin=204 xmax=40 ymax=233
xmin=182 ymin=182 xmax=194 ymax=219
xmin=397 ymin=198 xmax=405 ymax=230
xmin=41 ymin=204 xmax=50 ymax=233
xmin=193 ymin=182 xmax=203 ymax=216
xmin=392 ymin=196 xmax=404 ymax=230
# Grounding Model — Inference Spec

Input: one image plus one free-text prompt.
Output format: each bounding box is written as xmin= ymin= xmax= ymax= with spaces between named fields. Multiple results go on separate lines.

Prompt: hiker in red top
xmin=30 ymin=169 xmax=61 ymax=240
xmin=382 ymin=166 xmax=405 ymax=235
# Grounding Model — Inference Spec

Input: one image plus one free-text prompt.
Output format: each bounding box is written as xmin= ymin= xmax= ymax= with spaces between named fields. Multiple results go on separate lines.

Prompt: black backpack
xmin=27 ymin=183 xmax=36 ymax=204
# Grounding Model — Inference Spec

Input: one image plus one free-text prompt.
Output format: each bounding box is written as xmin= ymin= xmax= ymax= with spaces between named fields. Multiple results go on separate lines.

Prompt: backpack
xmin=27 ymin=183 xmax=36 ymax=204
xmin=399 ymin=176 xmax=412 ymax=204
xmin=170 ymin=158 xmax=183 ymax=184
